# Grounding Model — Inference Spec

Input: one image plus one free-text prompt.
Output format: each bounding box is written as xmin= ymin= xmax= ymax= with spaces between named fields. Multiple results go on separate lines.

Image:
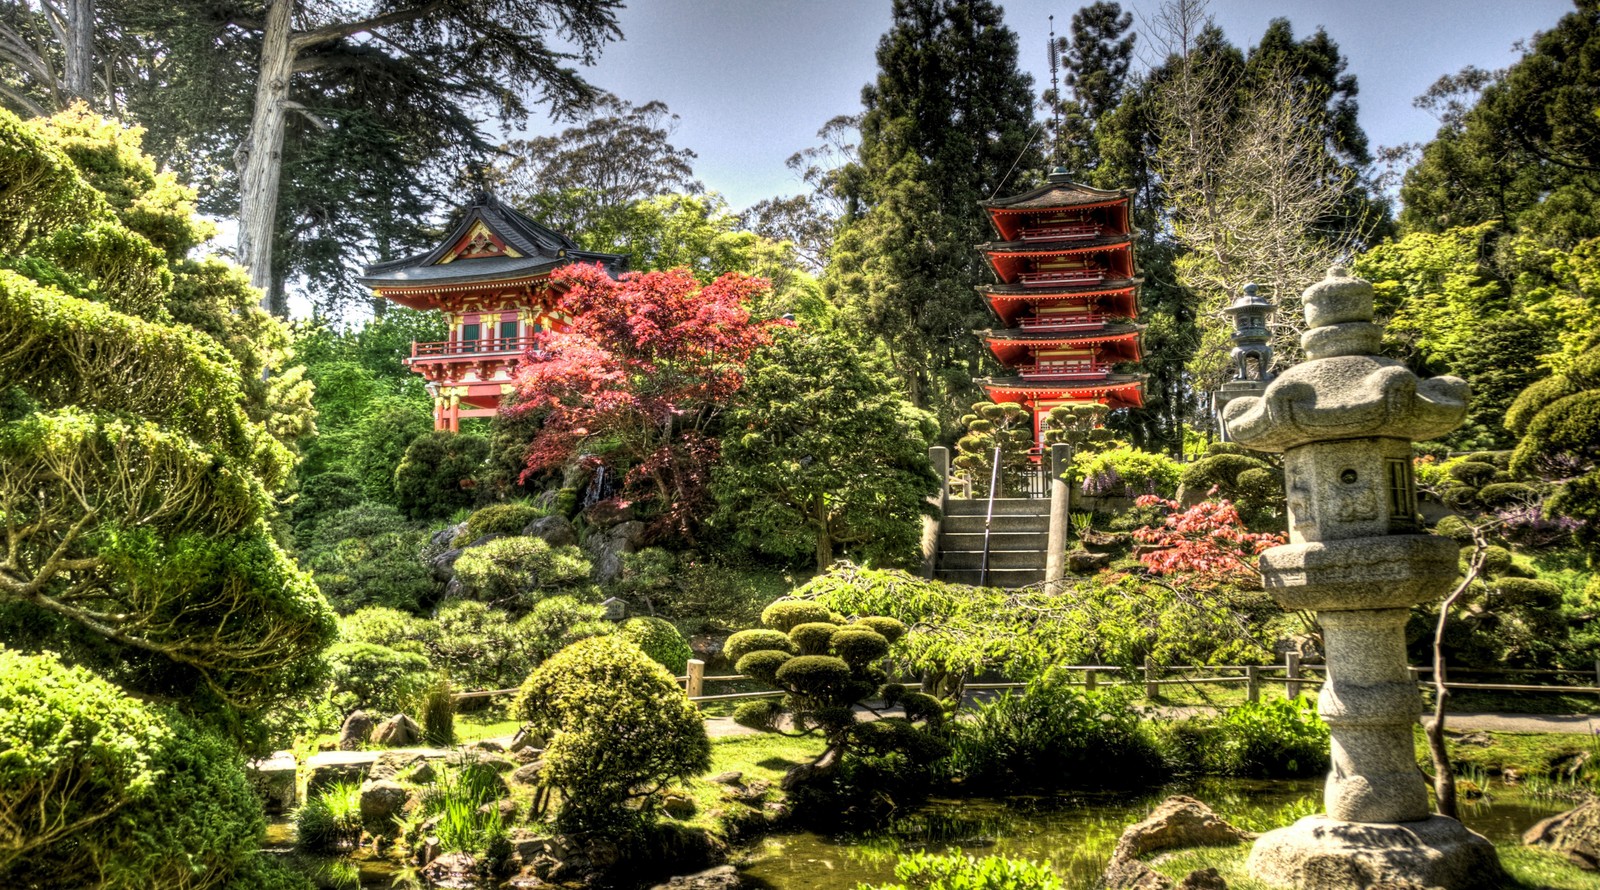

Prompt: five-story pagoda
xmin=974 ymin=168 xmax=1145 ymax=445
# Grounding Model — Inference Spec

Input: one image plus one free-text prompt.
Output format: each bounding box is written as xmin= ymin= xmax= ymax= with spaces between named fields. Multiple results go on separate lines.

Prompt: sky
xmin=515 ymin=0 xmax=1578 ymax=212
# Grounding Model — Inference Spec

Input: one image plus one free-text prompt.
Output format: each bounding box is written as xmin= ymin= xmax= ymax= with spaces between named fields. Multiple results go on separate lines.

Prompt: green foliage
xmin=851 ymin=616 xmax=908 ymax=645
xmin=1449 ymin=460 xmax=1499 ymax=487
xmin=1492 ymin=577 xmax=1565 ymax=610
xmin=620 ymin=616 xmax=693 ymax=675
xmin=422 ymin=677 xmax=456 ymax=747
xmin=300 ymin=503 xmax=435 ymax=614
xmin=1074 ymin=445 xmax=1184 ymax=499
xmin=222 ymin=855 xmax=318 ymax=890
xmin=428 ymin=598 xmax=609 ymax=693
xmin=1040 ymin=403 xmax=1117 ymax=452
xmin=712 ymin=326 xmax=941 ymax=569
xmin=789 ymin=622 xmax=843 ymax=656
xmin=456 ymin=502 xmax=546 ymax=546
xmin=859 ymin=849 xmax=1067 ymax=890
xmin=451 ymin=536 xmax=593 ymax=611
xmin=414 ymin=757 xmax=510 ymax=861
xmin=830 ymin=628 xmax=891 ymax=668
xmin=723 ymin=629 xmax=797 ymax=664
xmin=1432 ymin=515 xmax=1476 ymax=544
xmin=1161 ymin=696 xmax=1330 ymax=778
xmin=337 ymin=607 xmax=436 ymax=656
xmin=1179 ymin=449 xmax=1285 ymax=527
xmin=734 ymin=650 xmax=793 ymax=687
xmin=761 ymin=599 xmax=834 ymax=633
xmin=394 ymin=430 xmax=492 ymax=520
xmin=948 ymin=678 xmax=1164 ymax=791
xmin=325 ymin=642 xmax=432 ymax=717
xmin=294 ymin=781 xmax=363 ymax=853
xmin=953 ymin=401 xmax=1035 ymax=498
xmin=0 ymin=651 xmax=263 ymax=888
xmin=515 ymin=636 xmax=710 ymax=832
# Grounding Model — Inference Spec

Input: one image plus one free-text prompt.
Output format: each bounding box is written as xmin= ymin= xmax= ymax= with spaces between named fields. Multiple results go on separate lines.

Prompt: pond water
xmin=736 ymin=778 xmax=1570 ymax=890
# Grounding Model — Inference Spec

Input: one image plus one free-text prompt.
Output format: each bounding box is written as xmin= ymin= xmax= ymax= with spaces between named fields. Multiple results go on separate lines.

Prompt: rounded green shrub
xmin=761 ymin=598 xmax=834 ymax=632
xmin=1477 ymin=482 xmax=1537 ymax=509
xmin=850 ymin=616 xmax=907 ymax=644
xmin=394 ymin=430 xmax=492 ymax=520
xmin=724 ymin=629 xmax=795 ymax=663
xmin=620 ymin=616 xmax=693 ymax=675
xmin=775 ymin=655 xmax=853 ymax=701
xmin=1210 ymin=696 xmax=1330 ymax=778
xmin=452 ymin=536 xmax=592 ymax=611
xmin=511 ymin=596 xmax=615 ymax=668
xmin=830 ymin=628 xmax=890 ymax=667
xmin=1492 ymin=577 xmax=1565 ymax=609
xmin=732 ymin=699 xmax=784 ymax=732
xmin=515 ymin=636 xmax=710 ymax=832
xmin=1477 ymin=545 xmax=1515 ymax=577
xmin=789 ymin=621 xmax=841 ymax=655
xmin=1443 ymin=486 xmax=1480 ymax=510
xmin=735 ymin=650 xmax=792 ymax=685
xmin=1448 ymin=460 xmax=1498 ymax=487
xmin=455 ymin=502 xmax=546 ymax=546
xmin=1465 ymin=451 xmax=1512 ymax=470
xmin=0 ymin=651 xmax=262 ymax=888
xmin=223 ymin=855 xmax=318 ymax=890
xmin=950 ymin=681 xmax=1164 ymax=791
xmin=1432 ymin=515 xmax=1474 ymax=543
xmin=325 ymin=641 xmax=432 ymax=716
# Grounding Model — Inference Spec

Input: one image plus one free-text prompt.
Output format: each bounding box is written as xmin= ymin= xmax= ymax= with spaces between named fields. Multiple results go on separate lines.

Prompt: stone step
xmin=935 ymin=567 xmax=1046 ymax=588
xmin=943 ymin=497 xmax=1052 ymax=517
xmin=937 ymin=531 xmax=1051 ymax=552
xmin=937 ymin=548 xmax=1048 ymax=570
xmin=940 ymin=513 xmax=1052 ymax=534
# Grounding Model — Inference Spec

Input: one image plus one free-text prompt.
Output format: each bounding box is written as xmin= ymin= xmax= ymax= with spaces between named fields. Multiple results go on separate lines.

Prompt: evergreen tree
xmin=827 ymin=0 xmax=1040 ymax=435
xmin=1046 ymin=1 xmax=1135 ymax=177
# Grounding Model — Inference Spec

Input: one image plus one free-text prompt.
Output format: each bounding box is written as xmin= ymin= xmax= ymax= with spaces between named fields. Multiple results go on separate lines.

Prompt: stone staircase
xmin=934 ymin=497 xmax=1051 ymax=588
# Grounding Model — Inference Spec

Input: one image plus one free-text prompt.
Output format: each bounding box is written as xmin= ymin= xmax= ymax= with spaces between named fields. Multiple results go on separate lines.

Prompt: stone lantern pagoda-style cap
xmin=1223 ymin=267 xmax=1502 ymax=889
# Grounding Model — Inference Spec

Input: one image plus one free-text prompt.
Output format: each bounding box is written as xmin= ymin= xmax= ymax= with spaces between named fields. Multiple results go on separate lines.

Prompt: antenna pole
xmin=1047 ymin=16 xmax=1061 ymax=164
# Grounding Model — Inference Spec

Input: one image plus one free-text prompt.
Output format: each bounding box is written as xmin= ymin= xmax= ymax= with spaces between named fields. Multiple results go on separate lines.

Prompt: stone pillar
xmin=1224 ymin=268 xmax=1501 ymax=889
xmin=921 ymin=446 xmax=950 ymax=579
xmin=1043 ymin=443 xmax=1073 ymax=592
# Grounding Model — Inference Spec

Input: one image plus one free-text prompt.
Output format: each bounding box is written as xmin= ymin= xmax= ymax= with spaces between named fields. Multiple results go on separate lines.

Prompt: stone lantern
xmin=1223 ymin=267 xmax=1501 ymax=888
xmin=1215 ymin=283 xmax=1275 ymax=442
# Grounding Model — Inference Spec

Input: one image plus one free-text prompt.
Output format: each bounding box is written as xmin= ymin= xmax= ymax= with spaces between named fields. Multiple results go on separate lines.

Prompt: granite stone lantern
xmin=1223 ymin=267 xmax=1502 ymax=889
xmin=1215 ymin=283 xmax=1275 ymax=442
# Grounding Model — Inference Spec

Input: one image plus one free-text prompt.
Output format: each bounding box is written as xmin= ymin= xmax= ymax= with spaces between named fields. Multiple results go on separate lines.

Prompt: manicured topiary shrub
xmin=725 ymin=629 xmax=795 ymax=663
xmin=830 ymin=628 xmax=891 ymax=667
xmin=620 ymin=616 xmax=693 ymax=675
xmin=325 ymin=641 xmax=432 ymax=716
xmin=452 ymin=536 xmax=592 ymax=611
xmin=850 ymin=616 xmax=907 ymax=644
xmin=789 ymin=621 xmax=841 ymax=655
xmin=1477 ymin=482 xmax=1537 ymax=510
xmin=454 ymin=502 xmax=546 ymax=547
xmin=734 ymin=649 xmax=792 ymax=685
xmin=1433 ymin=515 xmax=1475 ymax=544
xmin=761 ymin=598 xmax=833 ymax=632
xmin=1476 ymin=545 xmax=1516 ymax=577
xmin=0 ymin=651 xmax=262 ymax=889
xmin=394 ymin=430 xmax=491 ymax=520
xmin=1443 ymin=485 xmax=1480 ymax=510
xmin=1448 ymin=460 xmax=1499 ymax=488
xmin=515 ymin=636 xmax=710 ymax=832
xmin=1492 ymin=577 xmax=1565 ymax=609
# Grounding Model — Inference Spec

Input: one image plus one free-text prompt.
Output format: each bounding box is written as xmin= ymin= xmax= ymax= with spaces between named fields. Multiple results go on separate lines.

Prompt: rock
xmin=513 ymin=746 xmax=544 ymax=765
xmin=410 ymin=761 xmax=437 ymax=785
xmin=584 ymin=519 xmax=645 ymax=585
xmin=359 ymin=779 xmax=410 ymax=828
xmin=419 ymin=851 xmax=477 ymax=889
xmin=690 ymin=632 xmax=728 ymax=661
xmin=721 ymin=778 xmax=770 ymax=804
xmin=1250 ymin=814 xmax=1503 ymax=889
xmin=1104 ymin=797 xmax=1251 ymax=890
xmin=1066 ymin=549 xmax=1112 ymax=573
xmin=419 ymin=835 xmax=442 ymax=866
xmin=582 ymin=499 xmax=635 ymax=528
xmin=368 ymin=751 xmax=428 ymax=782
xmin=430 ymin=522 xmax=466 ymax=549
xmin=303 ymin=751 xmax=376 ymax=796
xmin=662 ymin=794 xmax=697 ymax=819
xmin=478 ymin=797 xmax=519 ymax=822
xmin=648 ymin=865 xmax=743 ymax=890
xmin=1525 ymin=799 xmax=1600 ymax=870
xmin=1176 ymin=868 xmax=1227 ymax=889
xmin=1454 ymin=730 xmax=1493 ymax=747
xmin=338 ymin=710 xmax=374 ymax=750
xmin=473 ymin=739 xmax=505 ymax=753
xmin=429 ymin=547 xmax=465 ymax=582
xmin=246 ymin=752 xmax=298 ymax=814
xmin=708 ymin=771 xmax=743 ymax=785
xmin=523 ymin=515 xmax=577 ymax=547
xmin=511 ymin=761 xmax=545 ymax=786
xmin=373 ymin=714 xmax=423 ymax=747
xmin=507 ymin=728 xmax=546 ymax=753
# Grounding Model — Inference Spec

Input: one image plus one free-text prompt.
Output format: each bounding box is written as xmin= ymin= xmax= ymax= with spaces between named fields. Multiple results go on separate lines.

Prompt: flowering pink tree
xmin=506 ymin=263 xmax=776 ymax=538
xmin=1132 ymin=495 xmax=1286 ymax=587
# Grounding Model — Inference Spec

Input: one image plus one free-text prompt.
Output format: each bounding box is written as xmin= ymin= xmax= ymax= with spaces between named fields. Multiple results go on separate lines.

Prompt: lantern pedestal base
xmin=1247 ymin=815 xmax=1502 ymax=890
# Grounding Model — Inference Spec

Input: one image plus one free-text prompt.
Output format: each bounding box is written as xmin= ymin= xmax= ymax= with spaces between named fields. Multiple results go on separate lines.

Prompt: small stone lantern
xmin=1224 ymin=267 xmax=1502 ymax=888
xmin=1215 ymin=283 xmax=1275 ymax=441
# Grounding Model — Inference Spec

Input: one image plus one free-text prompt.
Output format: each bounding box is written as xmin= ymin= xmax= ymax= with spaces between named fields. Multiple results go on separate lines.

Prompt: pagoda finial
xmin=1046 ymin=166 xmax=1074 ymax=184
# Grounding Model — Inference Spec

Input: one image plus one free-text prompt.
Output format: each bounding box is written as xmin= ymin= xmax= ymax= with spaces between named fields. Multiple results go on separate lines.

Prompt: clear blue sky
xmin=517 ymin=0 xmax=1577 ymax=211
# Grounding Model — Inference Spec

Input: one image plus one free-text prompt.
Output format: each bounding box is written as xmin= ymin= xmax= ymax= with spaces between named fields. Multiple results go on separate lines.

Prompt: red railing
xmin=1018 ymin=268 xmax=1104 ymax=288
xmin=1019 ymin=361 xmax=1110 ymax=381
xmin=410 ymin=336 xmax=541 ymax=359
xmin=1020 ymin=222 xmax=1101 ymax=242
xmin=1018 ymin=313 xmax=1106 ymax=330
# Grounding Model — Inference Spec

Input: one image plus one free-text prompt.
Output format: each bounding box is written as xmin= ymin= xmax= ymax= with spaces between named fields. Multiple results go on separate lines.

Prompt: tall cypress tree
xmin=827 ymin=0 xmax=1040 ymax=435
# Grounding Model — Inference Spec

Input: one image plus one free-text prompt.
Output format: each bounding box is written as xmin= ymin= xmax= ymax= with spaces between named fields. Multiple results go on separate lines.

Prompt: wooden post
xmin=1084 ymin=668 xmax=1097 ymax=691
xmin=1285 ymin=652 xmax=1302 ymax=700
xmin=1144 ymin=657 xmax=1157 ymax=698
xmin=1043 ymin=443 xmax=1073 ymax=592
xmin=1246 ymin=664 xmax=1261 ymax=703
xmin=686 ymin=659 xmax=705 ymax=699
xmin=1594 ymin=658 xmax=1599 ymax=687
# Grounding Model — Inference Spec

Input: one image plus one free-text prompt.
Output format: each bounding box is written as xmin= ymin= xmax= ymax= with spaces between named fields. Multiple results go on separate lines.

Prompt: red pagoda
xmin=974 ymin=169 xmax=1145 ymax=445
xmin=361 ymin=192 xmax=626 ymax=431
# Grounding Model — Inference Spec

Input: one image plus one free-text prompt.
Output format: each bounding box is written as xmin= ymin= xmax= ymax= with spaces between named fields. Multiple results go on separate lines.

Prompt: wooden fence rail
xmin=451 ymin=656 xmax=1600 ymax=707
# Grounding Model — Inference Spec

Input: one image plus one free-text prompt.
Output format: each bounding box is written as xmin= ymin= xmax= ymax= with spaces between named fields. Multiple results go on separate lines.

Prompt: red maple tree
xmin=1132 ymin=494 xmax=1286 ymax=587
xmin=506 ymin=263 xmax=776 ymax=538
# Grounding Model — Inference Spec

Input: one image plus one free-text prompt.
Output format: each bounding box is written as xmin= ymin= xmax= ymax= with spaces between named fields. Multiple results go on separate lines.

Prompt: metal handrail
xmin=979 ymin=441 xmax=1002 ymax=587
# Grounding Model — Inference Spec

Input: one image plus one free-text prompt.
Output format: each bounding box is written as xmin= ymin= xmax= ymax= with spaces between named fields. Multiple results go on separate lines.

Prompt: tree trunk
xmin=64 ymin=0 xmax=95 ymax=104
xmin=237 ymin=0 xmax=297 ymax=309
xmin=814 ymin=495 xmax=833 ymax=570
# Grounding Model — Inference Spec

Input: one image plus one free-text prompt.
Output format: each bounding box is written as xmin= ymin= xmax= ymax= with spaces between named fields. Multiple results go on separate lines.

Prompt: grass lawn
xmin=678 ymin=733 xmax=825 ymax=834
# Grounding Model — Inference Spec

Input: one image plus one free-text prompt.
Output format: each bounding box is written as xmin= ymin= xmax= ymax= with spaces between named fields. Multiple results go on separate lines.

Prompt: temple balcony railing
xmin=409 ymin=336 xmax=541 ymax=361
xmin=1018 ymin=362 xmax=1111 ymax=381
xmin=1020 ymin=222 xmax=1101 ymax=242
xmin=1018 ymin=313 xmax=1107 ymax=330
xmin=1018 ymin=269 xmax=1104 ymax=288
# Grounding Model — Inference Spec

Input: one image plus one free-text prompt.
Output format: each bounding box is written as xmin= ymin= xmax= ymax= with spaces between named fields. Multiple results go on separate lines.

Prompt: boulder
xmin=523 ymin=515 xmax=577 ymax=547
xmin=373 ymin=714 xmax=423 ymax=747
xmin=1067 ymin=549 xmax=1112 ymax=574
xmin=582 ymin=499 xmax=635 ymax=529
xmin=662 ymin=793 xmax=698 ymax=819
xmin=359 ymin=779 xmax=410 ymax=828
xmin=303 ymin=751 xmax=376 ymax=796
xmin=246 ymin=751 xmax=298 ymax=814
xmin=584 ymin=519 xmax=646 ymax=584
xmin=1524 ymin=799 xmax=1600 ymax=869
xmin=368 ymin=751 xmax=429 ymax=782
xmin=648 ymin=865 xmax=743 ymax=890
xmin=1104 ymin=797 xmax=1251 ymax=890
xmin=1176 ymin=868 xmax=1227 ymax=889
xmin=338 ymin=710 xmax=374 ymax=750
xmin=707 ymin=771 xmax=743 ymax=786
xmin=513 ymin=746 xmax=544 ymax=765
xmin=478 ymin=797 xmax=519 ymax=822
xmin=420 ymin=851 xmax=478 ymax=889
xmin=430 ymin=522 xmax=466 ymax=549
xmin=690 ymin=632 xmax=728 ymax=662
xmin=429 ymin=533 xmax=501 ymax=582
xmin=511 ymin=761 xmax=545 ymax=786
